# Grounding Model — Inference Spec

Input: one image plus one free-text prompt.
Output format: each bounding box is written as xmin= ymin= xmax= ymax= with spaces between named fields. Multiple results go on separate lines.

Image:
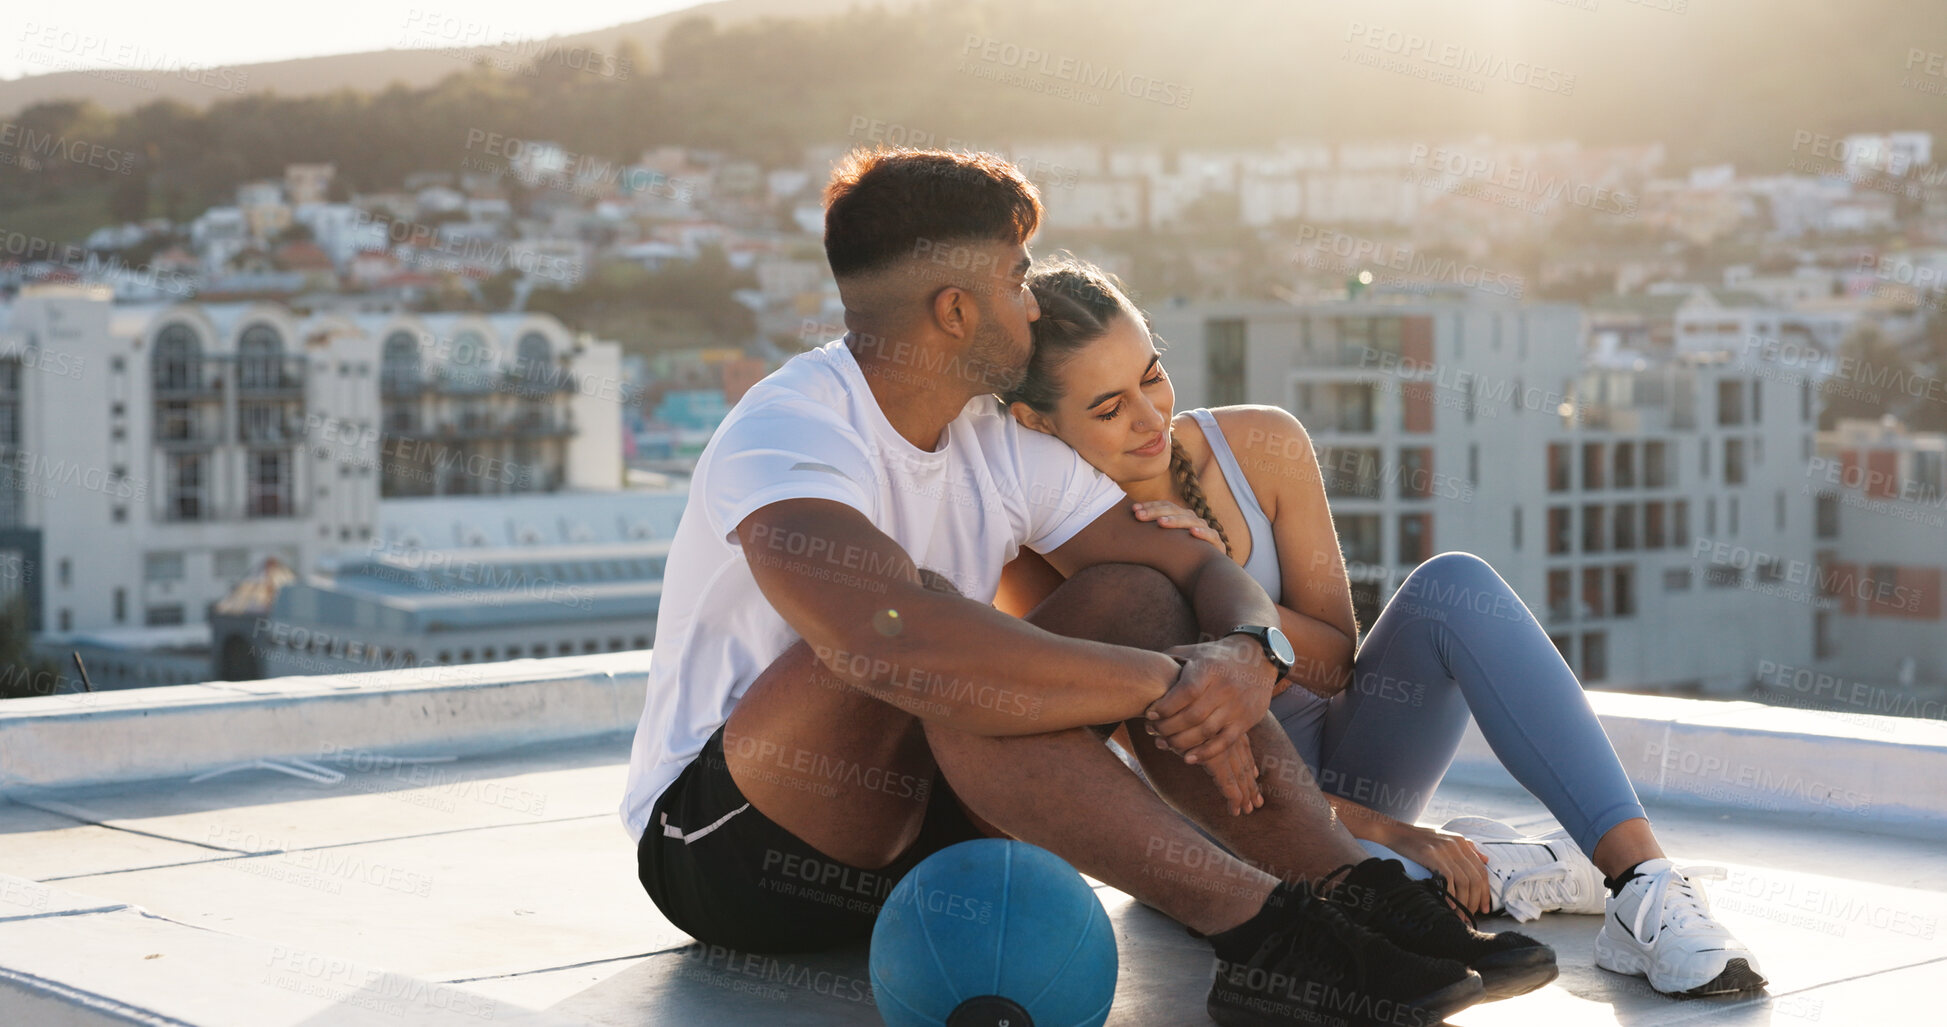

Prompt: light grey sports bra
xmin=1184 ymin=408 xmax=1281 ymax=600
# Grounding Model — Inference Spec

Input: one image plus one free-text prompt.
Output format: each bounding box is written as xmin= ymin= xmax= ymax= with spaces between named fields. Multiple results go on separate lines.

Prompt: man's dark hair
xmin=822 ymin=148 xmax=1043 ymax=280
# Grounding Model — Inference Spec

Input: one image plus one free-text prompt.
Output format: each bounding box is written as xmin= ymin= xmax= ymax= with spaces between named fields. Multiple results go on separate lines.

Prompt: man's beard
xmin=965 ymin=317 xmax=1029 ymax=395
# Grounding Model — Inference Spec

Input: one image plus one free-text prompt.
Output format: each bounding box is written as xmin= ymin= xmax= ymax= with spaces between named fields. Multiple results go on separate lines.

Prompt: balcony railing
xmin=382 ymin=370 xmax=430 ymax=396
xmin=153 ymin=361 xmax=227 ymax=398
xmin=239 ymin=413 xmax=310 ymax=445
xmin=236 ymin=357 xmax=308 ymax=396
xmin=155 ymin=413 xmax=225 ymax=448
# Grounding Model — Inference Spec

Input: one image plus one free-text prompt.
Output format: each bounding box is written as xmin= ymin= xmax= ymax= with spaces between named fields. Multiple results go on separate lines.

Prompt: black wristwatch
xmin=1226 ymin=624 xmax=1295 ymax=678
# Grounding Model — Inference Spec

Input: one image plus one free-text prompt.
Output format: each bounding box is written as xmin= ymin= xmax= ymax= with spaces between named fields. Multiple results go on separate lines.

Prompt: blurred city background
xmin=1 ymin=0 xmax=1943 ymax=729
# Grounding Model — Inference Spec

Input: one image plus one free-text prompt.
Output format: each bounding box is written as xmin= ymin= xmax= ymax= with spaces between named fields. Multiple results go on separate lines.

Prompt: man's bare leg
xmin=719 ymin=567 xmax=1279 ymax=935
xmin=720 ymin=639 xmax=938 ymax=869
xmin=1017 ymin=563 xmax=1371 ymax=881
xmin=1127 ymin=712 xmax=1366 ymax=885
xmin=923 ymin=564 xmax=1371 ymax=933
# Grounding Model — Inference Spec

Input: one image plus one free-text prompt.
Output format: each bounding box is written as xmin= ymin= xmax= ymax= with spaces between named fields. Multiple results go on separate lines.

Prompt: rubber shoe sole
xmin=1594 ymin=933 xmax=1769 ymax=997
xmin=1473 ymin=944 xmax=1560 ymax=1000
xmin=1208 ymin=971 xmax=1486 ymax=1027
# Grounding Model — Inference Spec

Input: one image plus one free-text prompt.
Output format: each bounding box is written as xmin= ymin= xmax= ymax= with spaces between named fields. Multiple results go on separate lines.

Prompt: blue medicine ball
xmin=870 ymin=839 xmax=1118 ymax=1027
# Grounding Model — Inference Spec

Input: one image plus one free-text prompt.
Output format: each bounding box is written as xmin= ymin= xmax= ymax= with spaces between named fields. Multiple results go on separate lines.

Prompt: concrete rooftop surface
xmin=1 ymin=657 xmax=1944 ymax=1025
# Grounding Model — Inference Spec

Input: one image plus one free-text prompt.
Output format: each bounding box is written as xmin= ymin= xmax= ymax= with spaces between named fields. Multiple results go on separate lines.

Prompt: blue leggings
xmin=1272 ymin=551 xmax=1646 ymax=874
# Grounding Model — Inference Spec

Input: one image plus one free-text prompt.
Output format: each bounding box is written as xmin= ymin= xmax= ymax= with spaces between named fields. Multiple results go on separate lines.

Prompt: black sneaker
xmin=1208 ymin=880 xmax=1485 ymax=1027
xmin=1322 ymin=858 xmax=1558 ymax=1001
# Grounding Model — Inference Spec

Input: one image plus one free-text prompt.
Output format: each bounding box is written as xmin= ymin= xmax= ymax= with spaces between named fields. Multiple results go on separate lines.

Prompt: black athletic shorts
xmin=637 ymin=723 xmax=985 ymax=953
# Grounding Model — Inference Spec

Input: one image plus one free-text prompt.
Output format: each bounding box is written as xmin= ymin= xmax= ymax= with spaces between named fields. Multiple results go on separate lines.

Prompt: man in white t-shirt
xmin=622 ymin=150 xmax=1520 ymax=1025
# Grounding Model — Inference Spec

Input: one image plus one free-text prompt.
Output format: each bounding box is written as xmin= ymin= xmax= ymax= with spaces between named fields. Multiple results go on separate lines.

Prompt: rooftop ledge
xmin=3 ymin=653 xmax=1944 ymax=838
xmin=4 ymin=655 xmax=1946 ymax=1026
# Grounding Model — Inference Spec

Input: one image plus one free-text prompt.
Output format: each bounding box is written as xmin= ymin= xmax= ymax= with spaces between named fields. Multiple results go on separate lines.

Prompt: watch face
xmin=1266 ymin=627 xmax=1297 ymax=667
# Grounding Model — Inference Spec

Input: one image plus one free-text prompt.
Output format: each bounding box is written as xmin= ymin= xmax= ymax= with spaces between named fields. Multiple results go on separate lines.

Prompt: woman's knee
xmin=1415 ymin=551 xmax=1496 ymax=581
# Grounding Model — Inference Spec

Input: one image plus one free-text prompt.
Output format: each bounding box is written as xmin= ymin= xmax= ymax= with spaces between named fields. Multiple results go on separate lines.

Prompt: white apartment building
xmin=0 ymin=286 xmax=624 ymax=687
xmin=1808 ymin=418 xmax=1947 ymax=688
xmin=1150 ymin=289 xmax=1819 ymax=695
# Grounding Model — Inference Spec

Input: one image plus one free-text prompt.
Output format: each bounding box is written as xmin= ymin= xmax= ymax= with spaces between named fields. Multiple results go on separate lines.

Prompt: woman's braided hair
xmin=1001 ymin=255 xmax=1232 ymax=556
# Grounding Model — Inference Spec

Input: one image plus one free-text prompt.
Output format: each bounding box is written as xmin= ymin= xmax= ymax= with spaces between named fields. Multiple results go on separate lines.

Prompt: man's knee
xmin=1041 ymin=563 xmax=1196 ymax=648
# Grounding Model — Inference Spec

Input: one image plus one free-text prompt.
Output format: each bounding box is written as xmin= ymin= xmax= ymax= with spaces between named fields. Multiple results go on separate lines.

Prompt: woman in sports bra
xmin=994 ymin=256 xmax=1764 ymax=999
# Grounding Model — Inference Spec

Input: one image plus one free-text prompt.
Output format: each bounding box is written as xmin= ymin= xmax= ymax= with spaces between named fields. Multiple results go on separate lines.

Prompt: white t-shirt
xmin=619 ymin=339 xmax=1126 ymax=841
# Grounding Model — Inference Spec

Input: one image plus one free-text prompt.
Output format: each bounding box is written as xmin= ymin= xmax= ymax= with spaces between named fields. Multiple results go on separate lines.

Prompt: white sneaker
xmin=1441 ymin=816 xmax=1606 ymax=922
xmin=1593 ymin=858 xmax=1768 ymax=996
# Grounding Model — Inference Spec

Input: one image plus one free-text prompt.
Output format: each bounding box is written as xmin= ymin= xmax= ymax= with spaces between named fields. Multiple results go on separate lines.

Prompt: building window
xmin=1613 ymin=565 xmax=1636 ymax=617
xmin=57 ymin=558 xmax=70 ymax=586
xmin=1673 ymin=500 xmax=1690 ymax=547
xmin=1728 ymin=495 xmax=1739 ymax=534
xmin=1320 ymin=447 xmax=1382 ymax=499
xmin=1339 ymin=514 xmax=1381 ymax=567
xmin=1645 ymin=441 xmax=1668 ymax=488
xmin=1548 ymin=569 xmax=1573 ymax=623
xmin=215 ymin=549 xmax=250 ymax=581
xmin=1716 ymin=379 xmax=1744 ymax=426
xmin=1814 ymin=610 xmax=1834 ymax=659
xmin=166 ymin=453 xmax=208 ymax=521
xmin=1549 ymin=634 xmax=1572 ymax=664
xmin=144 ymin=551 xmax=184 ymax=582
xmin=1582 ymin=504 xmax=1606 ymax=552
xmin=112 ymin=506 xmax=126 ymax=523
xmin=1399 ymin=447 xmax=1434 ymax=500
xmin=1664 ymin=567 xmax=1692 ymax=591
xmin=1331 ymin=383 xmax=1376 ymax=432
xmin=1398 ymin=513 xmax=1432 ymax=565
xmin=1705 ymin=564 xmax=1741 ymax=588
xmin=1699 ymin=436 xmax=1709 ymax=478
xmin=1756 ymin=557 xmax=1784 ymax=584
xmin=1468 ymin=443 xmax=1479 ymax=487
xmin=1724 ymin=438 xmax=1745 ymax=485
xmin=1645 ymin=502 xmax=1666 ymax=549
xmin=1548 ymin=506 xmax=1572 ymax=555
xmin=1801 ymin=379 xmax=1813 ymax=423
xmin=1512 ymin=505 xmax=1523 ymax=550
xmin=1582 ymin=442 xmax=1605 ymax=490
xmin=1612 ymin=503 xmax=1636 ymax=551
xmin=151 ymin=323 xmax=204 ymax=391
xmin=145 ymin=604 xmax=185 ymax=626
xmin=58 ymin=608 xmax=71 ymax=631
xmin=1815 ymin=491 xmax=1839 ymax=538
xmin=1582 ymin=566 xmax=1606 ymax=619
xmin=1915 ymin=452 xmax=1944 ymax=501
xmin=1547 ymin=443 xmax=1571 ymax=492
xmin=248 ymin=451 xmax=293 ymax=517
xmin=1206 ymin=319 xmax=1247 ymax=407
xmin=1775 ymin=489 xmax=1786 ymax=530
xmin=113 ymin=588 xmax=125 ymax=623
xmin=1705 ymin=496 xmax=1717 ymax=536
xmin=237 ymin=324 xmax=286 ymax=390
xmin=1751 ymin=378 xmax=1762 ymax=423
xmin=1613 ymin=442 xmax=1636 ymax=489
xmin=1580 ymin=631 xmax=1607 ymax=682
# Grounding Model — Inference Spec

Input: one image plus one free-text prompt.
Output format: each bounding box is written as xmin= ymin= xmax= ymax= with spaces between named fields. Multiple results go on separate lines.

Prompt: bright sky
xmin=2 ymin=2 xmax=704 ymax=81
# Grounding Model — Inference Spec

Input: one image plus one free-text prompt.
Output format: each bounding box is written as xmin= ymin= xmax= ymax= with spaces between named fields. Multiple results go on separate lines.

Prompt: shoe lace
xmin=1499 ymin=859 xmax=1578 ymax=922
xmin=1322 ymin=862 xmax=1474 ymax=937
xmin=1261 ymin=886 xmax=1359 ymax=990
xmin=1631 ymin=863 xmax=1726 ymax=942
